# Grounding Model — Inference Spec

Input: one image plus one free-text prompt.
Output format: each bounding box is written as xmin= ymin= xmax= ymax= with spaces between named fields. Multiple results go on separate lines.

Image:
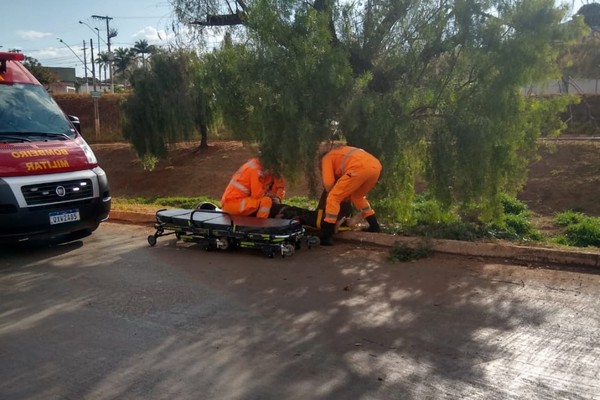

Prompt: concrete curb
xmin=340 ymin=232 xmax=600 ymax=268
xmin=108 ymin=210 xmax=600 ymax=269
xmin=109 ymin=210 xmax=156 ymax=225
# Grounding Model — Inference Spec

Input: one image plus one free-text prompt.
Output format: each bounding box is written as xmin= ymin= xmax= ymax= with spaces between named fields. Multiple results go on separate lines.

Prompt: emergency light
xmin=0 ymin=52 xmax=25 ymax=74
xmin=0 ymin=52 xmax=26 ymax=62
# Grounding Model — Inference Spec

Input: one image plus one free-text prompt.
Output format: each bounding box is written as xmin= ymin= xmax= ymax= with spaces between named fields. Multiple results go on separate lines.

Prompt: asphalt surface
xmin=1 ymin=222 xmax=600 ymax=399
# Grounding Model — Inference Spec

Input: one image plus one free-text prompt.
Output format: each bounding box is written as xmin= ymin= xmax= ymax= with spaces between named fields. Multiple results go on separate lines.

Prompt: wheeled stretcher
xmin=147 ymin=208 xmax=320 ymax=257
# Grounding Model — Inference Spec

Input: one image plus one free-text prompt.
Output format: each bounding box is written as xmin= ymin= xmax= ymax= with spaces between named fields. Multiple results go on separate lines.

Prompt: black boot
xmin=320 ymin=221 xmax=335 ymax=246
xmin=363 ymin=215 xmax=381 ymax=232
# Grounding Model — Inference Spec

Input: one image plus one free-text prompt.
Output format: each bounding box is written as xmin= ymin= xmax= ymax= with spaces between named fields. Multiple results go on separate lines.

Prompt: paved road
xmin=1 ymin=222 xmax=599 ymax=400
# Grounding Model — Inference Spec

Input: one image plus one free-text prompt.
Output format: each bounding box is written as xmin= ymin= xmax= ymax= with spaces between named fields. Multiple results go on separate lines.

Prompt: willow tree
xmin=172 ymin=0 xmax=586 ymax=222
xmin=122 ymin=50 xmax=212 ymax=167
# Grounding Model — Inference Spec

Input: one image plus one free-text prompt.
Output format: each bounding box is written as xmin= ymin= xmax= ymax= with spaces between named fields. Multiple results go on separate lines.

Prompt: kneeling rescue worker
xmin=320 ymin=145 xmax=382 ymax=245
xmin=221 ymin=157 xmax=286 ymax=218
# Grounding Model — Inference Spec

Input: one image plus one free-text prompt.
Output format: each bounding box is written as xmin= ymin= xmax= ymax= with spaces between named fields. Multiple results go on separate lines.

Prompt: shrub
xmin=500 ymin=193 xmax=529 ymax=215
xmin=554 ymin=210 xmax=586 ymax=226
xmin=384 ymin=194 xmax=542 ymax=242
xmin=554 ymin=215 xmax=600 ymax=247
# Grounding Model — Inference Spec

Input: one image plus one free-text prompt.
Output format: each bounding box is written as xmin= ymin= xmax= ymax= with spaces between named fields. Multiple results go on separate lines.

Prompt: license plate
xmin=49 ymin=209 xmax=80 ymax=225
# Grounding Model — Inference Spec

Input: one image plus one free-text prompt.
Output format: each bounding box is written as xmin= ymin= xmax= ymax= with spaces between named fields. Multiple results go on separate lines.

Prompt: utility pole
xmin=92 ymin=15 xmax=114 ymax=93
xmin=82 ymin=40 xmax=89 ymax=93
xmin=90 ymin=39 xmax=96 ymax=92
xmin=90 ymin=38 xmax=100 ymax=138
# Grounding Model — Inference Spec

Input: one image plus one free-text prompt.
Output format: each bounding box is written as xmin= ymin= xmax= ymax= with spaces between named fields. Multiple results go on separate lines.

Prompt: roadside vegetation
xmin=119 ymin=0 xmax=592 ymax=229
xmin=552 ymin=210 xmax=600 ymax=247
xmin=97 ymin=0 xmax=600 ymax=254
xmin=113 ymin=194 xmax=600 ymax=250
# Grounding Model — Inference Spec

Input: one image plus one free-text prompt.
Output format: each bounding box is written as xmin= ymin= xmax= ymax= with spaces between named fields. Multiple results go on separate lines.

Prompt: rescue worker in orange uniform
xmin=221 ymin=157 xmax=286 ymax=218
xmin=320 ymin=145 xmax=382 ymax=245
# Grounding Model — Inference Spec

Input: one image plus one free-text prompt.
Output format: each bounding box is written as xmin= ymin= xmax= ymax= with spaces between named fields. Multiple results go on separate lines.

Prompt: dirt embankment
xmin=92 ymin=139 xmax=600 ymax=217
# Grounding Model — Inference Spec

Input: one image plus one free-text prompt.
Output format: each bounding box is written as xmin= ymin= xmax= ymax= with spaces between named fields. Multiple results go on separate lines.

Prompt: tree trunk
xmin=198 ymin=123 xmax=208 ymax=150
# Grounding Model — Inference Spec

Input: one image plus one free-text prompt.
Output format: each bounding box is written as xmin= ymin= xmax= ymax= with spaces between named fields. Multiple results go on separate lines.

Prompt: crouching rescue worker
xmin=320 ymin=146 xmax=382 ymax=245
xmin=221 ymin=157 xmax=286 ymax=218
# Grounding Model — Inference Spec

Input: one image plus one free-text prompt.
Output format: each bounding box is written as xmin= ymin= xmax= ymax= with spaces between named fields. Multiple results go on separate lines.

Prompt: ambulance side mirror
xmin=68 ymin=115 xmax=81 ymax=133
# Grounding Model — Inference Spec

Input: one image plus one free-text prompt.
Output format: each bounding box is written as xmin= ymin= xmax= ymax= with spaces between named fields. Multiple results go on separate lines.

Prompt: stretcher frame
xmin=147 ymin=208 xmax=320 ymax=257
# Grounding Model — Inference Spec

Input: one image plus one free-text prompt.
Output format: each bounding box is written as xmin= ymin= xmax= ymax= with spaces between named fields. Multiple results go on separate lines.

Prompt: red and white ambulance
xmin=0 ymin=52 xmax=111 ymax=242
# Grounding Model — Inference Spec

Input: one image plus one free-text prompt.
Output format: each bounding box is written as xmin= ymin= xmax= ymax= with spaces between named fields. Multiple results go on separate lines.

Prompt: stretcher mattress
xmin=155 ymin=208 xmax=304 ymax=235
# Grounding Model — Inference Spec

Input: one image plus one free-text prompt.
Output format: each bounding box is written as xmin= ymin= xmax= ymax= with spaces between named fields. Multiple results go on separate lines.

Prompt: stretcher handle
xmin=190 ymin=208 xmax=235 ymax=228
xmin=155 ymin=208 xmax=168 ymax=221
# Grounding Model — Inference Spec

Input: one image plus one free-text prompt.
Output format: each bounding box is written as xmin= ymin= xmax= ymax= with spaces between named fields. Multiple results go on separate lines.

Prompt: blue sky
xmin=0 ymin=0 xmax=590 ymax=79
xmin=2 ymin=0 xmax=176 ymax=77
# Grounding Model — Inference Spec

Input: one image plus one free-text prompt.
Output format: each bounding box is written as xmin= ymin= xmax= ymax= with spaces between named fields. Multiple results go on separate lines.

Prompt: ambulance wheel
xmin=147 ymin=235 xmax=157 ymax=247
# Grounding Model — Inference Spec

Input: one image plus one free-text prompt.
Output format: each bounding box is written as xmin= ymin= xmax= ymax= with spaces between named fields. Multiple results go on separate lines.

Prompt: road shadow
xmin=1 ymin=231 xmax=597 ymax=399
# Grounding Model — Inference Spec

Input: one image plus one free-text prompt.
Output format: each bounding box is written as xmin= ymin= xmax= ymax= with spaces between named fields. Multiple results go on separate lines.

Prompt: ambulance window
xmin=0 ymin=84 xmax=74 ymax=137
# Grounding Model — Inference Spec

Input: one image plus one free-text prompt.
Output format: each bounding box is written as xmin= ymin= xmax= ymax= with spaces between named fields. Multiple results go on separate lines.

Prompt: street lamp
xmin=57 ymin=38 xmax=92 ymax=76
xmin=79 ymin=21 xmax=104 ymax=86
xmin=79 ymin=21 xmax=106 ymax=53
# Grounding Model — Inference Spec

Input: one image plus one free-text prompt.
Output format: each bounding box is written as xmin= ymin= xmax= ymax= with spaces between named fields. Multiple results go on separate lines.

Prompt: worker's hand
xmin=266 ymin=192 xmax=281 ymax=204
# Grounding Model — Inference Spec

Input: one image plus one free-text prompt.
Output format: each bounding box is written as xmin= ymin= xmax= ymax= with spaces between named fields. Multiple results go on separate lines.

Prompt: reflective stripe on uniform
xmin=247 ymin=158 xmax=266 ymax=177
xmin=360 ymin=205 xmax=372 ymax=212
xmin=340 ymin=147 xmax=362 ymax=174
xmin=240 ymin=198 xmax=247 ymax=212
xmin=259 ymin=206 xmax=270 ymax=214
xmin=247 ymin=159 xmax=258 ymax=169
xmin=230 ymin=179 xmax=250 ymax=194
xmin=325 ymin=213 xmax=338 ymax=220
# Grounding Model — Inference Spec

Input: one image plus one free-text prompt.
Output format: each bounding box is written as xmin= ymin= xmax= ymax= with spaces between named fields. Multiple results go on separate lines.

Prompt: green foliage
xmin=115 ymin=196 xmax=218 ymax=209
xmin=202 ymin=0 xmax=353 ymax=187
xmin=388 ymin=240 xmax=433 ymax=262
xmin=122 ymin=50 xmax=203 ymax=159
xmin=554 ymin=210 xmax=586 ymax=226
xmin=282 ymin=196 xmax=318 ymax=210
xmin=140 ymin=154 xmax=159 ymax=171
xmin=384 ymin=193 xmax=541 ymax=242
xmin=113 ymin=195 xmax=315 ymax=210
xmin=176 ymin=0 xmax=587 ymax=224
xmin=553 ymin=211 xmax=600 ymax=247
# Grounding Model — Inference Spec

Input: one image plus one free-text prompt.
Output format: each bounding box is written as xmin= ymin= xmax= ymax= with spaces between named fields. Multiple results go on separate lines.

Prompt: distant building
xmin=524 ymin=78 xmax=600 ymax=95
xmin=46 ymin=67 xmax=77 ymax=93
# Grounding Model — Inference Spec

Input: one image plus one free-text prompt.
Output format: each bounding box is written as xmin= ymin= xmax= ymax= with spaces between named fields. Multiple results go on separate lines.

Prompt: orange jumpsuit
xmin=321 ymin=146 xmax=381 ymax=224
xmin=221 ymin=158 xmax=286 ymax=218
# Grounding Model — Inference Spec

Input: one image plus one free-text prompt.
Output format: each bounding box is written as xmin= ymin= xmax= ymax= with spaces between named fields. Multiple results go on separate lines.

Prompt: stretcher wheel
xmin=147 ymin=235 xmax=157 ymax=247
xmin=281 ymin=244 xmax=295 ymax=257
xmin=307 ymin=236 xmax=320 ymax=247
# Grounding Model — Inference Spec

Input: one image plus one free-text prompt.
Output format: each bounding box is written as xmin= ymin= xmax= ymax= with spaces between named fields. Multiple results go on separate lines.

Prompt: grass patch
xmin=379 ymin=194 xmax=542 ymax=243
xmin=112 ymin=195 xmax=219 ymax=211
xmin=112 ymin=195 xmax=316 ymax=213
xmin=552 ymin=211 xmax=600 ymax=247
